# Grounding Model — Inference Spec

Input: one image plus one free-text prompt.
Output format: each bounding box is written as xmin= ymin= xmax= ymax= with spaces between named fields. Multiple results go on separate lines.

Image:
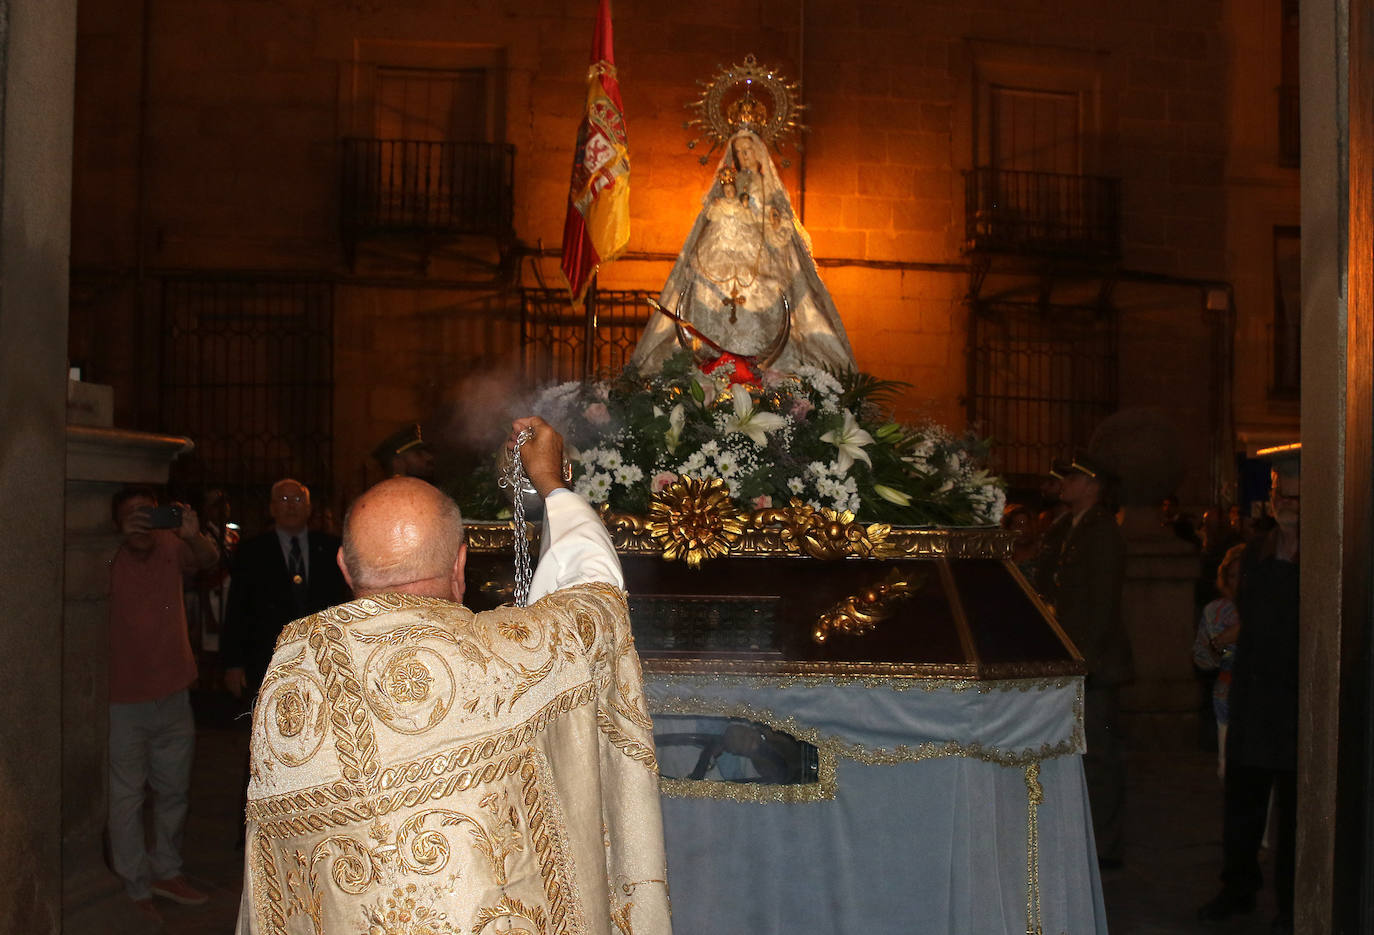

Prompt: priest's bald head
xmin=337 ymin=477 xmax=467 ymax=601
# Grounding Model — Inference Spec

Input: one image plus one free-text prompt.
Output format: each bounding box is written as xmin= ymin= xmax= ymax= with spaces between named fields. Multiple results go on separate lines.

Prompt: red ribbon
xmin=700 ymin=352 xmax=762 ymax=387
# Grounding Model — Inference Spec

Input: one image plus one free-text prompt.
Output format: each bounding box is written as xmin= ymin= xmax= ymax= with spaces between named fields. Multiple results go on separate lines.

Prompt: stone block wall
xmin=65 ymin=0 xmax=1296 ymax=509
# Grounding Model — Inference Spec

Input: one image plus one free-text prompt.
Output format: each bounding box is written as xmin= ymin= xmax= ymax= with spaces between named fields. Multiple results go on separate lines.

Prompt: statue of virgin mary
xmin=629 ymin=129 xmax=857 ymax=375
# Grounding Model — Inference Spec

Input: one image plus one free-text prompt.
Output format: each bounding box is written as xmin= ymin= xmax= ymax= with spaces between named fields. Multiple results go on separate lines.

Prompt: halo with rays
xmin=684 ymin=54 xmax=806 ymax=165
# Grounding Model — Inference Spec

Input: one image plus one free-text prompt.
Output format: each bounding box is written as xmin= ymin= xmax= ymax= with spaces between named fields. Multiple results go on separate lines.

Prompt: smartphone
xmin=145 ymin=504 xmax=183 ymax=529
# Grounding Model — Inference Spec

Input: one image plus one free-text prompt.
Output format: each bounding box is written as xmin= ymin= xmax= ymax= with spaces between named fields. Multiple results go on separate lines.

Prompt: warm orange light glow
xmin=1256 ymin=442 xmax=1302 ymax=457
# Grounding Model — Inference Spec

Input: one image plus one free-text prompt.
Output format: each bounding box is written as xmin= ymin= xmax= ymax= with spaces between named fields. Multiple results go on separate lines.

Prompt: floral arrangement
xmin=469 ymin=352 xmax=1004 ymax=528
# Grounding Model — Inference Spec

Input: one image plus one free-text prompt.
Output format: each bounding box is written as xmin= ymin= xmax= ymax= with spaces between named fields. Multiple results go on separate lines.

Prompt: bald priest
xmin=235 ymin=417 xmax=672 ymax=935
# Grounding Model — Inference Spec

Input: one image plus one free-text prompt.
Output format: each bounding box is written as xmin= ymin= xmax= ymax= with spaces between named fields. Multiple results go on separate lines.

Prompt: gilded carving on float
xmin=469 ymin=498 xmax=1016 ymax=564
xmin=753 ymin=500 xmax=892 ymax=560
xmin=811 ymin=567 xmax=928 ymax=644
xmin=644 ymin=476 xmax=747 ymax=568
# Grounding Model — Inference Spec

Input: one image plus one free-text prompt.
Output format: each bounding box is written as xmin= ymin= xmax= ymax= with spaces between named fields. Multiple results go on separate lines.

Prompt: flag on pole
xmin=560 ymin=0 xmax=629 ymax=306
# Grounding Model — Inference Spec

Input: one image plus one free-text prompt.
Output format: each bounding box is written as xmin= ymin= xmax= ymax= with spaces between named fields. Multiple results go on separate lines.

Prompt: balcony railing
xmin=340 ymin=138 xmax=515 ymax=244
xmin=964 ymin=167 xmax=1120 ymax=258
xmin=1278 ymin=84 xmax=1300 ymax=167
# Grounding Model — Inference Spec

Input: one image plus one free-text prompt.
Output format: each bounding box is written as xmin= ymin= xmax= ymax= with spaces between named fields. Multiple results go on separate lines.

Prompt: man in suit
xmin=222 ymin=478 xmax=351 ymax=702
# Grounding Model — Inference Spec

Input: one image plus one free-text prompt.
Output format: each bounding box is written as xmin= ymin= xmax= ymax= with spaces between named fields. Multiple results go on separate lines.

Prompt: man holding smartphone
xmin=107 ymin=487 xmax=220 ymax=921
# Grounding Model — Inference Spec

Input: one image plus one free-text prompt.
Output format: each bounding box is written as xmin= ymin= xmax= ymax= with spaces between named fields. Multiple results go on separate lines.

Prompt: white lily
xmin=664 ymin=403 xmax=686 ymax=453
xmin=873 ymin=483 xmax=912 ymax=506
xmin=722 ymin=389 xmax=788 ymax=446
xmin=820 ymin=411 xmax=875 ymax=471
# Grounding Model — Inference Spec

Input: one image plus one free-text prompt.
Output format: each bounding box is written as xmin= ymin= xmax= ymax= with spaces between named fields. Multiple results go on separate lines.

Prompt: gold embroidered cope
xmin=241 ymin=585 xmax=672 ymax=935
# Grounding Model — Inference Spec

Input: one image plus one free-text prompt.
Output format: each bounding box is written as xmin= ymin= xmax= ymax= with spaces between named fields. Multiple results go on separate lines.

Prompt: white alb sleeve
xmin=527 ymin=488 xmax=624 ymax=602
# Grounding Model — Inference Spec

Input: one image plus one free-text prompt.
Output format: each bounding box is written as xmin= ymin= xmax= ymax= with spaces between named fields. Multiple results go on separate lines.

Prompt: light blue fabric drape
xmin=646 ymin=675 xmax=1107 ymax=935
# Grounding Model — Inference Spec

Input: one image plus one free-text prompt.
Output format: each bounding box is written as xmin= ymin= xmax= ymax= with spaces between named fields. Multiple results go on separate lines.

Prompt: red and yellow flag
xmin=560 ymin=0 xmax=629 ymax=306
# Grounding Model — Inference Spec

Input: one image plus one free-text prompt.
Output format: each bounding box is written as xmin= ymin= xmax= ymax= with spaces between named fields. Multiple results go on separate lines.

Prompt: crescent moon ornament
xmin=650 ymin=290 xmax=793 ymax=371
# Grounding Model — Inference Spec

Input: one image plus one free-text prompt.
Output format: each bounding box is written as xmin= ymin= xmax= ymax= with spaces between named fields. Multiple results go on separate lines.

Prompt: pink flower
xmin=762 ymin=369 xmax=788 ymax=388
xmin=752 ymin=494 xmax=773 ymax=509
xmin=789 ymin=397 xmax=814 ymax=419
xmin=651 ymin=471 xmax=678 ymax=493
xmin=584 ymin=402 xmax=611 ymax=425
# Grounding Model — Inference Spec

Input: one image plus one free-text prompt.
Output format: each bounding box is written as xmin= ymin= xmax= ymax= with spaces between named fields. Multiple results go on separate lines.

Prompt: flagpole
xmin=583 ymin=275 xmax=598 ymax=378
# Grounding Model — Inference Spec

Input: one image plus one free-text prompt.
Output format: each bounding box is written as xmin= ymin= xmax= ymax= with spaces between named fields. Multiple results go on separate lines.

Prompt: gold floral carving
xmin=754 ymin=500 xmax=892 ymax=560
xmin=812 ymin=567 xmax=928 ymax=644
xmin=645 ymin=476 xmax=746 ymax=567
xmin=467 ymin=511 xmax=1015 ymax=561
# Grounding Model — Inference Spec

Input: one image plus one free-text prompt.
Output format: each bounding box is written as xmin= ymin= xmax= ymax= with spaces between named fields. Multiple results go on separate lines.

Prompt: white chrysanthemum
xmin=574 ymin=470 xmax=613 ymax=504
xmin=614 ymin=464 xmax=644 ymax=487
xmin=793 ymin=365 xmax=843 ymax=400
xmin=787 ymin=477 xmax=806 ymax=494
xmin=680 ymin=451 xmax=707 ymax=474
xmin=599 ymin=449 xmax=624 ymax=471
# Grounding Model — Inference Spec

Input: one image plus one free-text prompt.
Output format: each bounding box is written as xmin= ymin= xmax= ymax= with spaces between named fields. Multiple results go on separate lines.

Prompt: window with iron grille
xmin=158 ymin=276 xmax=334 ymax=532
xmin=520 ymin=287 xmax=656 ymax=385
xmin=966 ymin=303 xmax=1118 ymax=484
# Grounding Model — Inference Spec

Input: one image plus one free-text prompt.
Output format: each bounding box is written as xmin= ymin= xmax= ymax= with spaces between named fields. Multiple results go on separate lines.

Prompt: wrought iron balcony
xmin=340 ymin=138 xmax=515 ymax=253
xmin=963 ymin=167 xmax=1120 ymax=259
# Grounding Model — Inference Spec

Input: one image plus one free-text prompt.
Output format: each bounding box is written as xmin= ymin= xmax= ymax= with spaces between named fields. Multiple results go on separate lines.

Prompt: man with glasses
xmin=222 ymin=478 xmax=352 ymax=702
xmin=221 ymin=478 xmax=352 ymax=846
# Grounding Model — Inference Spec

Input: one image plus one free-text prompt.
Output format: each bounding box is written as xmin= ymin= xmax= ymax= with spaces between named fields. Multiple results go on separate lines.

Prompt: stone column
xmin=1091 ymin=407 xmax=1203 ymax=747
xmin=1118 ymin=508 xmax=1204 ymax=749
xmin=0 ymin=0 xmax=78 ymax=930
xmin=62 ymin=425 xmax=192 ymax=933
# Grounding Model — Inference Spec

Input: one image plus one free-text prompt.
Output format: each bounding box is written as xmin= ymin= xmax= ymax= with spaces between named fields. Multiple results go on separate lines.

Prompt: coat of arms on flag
xmin=561 ymin=0 xmax=630 ymax=306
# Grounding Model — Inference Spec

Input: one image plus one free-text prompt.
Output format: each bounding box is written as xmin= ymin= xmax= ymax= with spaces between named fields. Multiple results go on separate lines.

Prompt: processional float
xmin=478 ymin=55 xmax=1106 ymax=935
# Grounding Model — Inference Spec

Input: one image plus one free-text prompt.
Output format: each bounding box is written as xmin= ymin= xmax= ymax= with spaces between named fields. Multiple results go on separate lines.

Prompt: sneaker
xmin=150 ymin=875 xmax=209 ymax=906
xmin=132 ymin=897 xmax=163 ymax=922
xmin=1196 ymin=889 xmax=1255 ymax=923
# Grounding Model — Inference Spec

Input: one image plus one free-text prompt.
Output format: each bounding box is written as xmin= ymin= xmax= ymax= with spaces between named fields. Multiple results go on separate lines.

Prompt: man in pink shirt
xmin=107 ymin=487 xmax=219 ymax=921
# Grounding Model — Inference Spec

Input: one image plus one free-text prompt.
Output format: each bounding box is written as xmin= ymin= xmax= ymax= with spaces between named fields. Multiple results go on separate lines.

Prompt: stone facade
xmin=68 ymin=0 xmax=1297 ymax=511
